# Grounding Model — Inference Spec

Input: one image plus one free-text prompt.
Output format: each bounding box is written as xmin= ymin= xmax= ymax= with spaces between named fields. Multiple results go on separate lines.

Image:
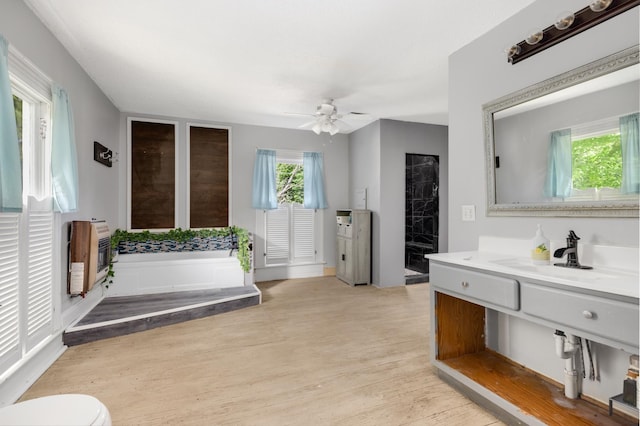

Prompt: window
xmin=128 ymin=119 xmax=177 ymax=229
xmin=568 ymin=118 xmax=632 ymax=200
xmin=129 ymin=120 xmax=232 ymax=230
xmin=572 ymin=132 xmax=622 ymax=191
xmin=0 ymin=51 xmax=54 ymax=376
xmin=263 ymin=151 xmax=319 ymax=266
xmin=187 ymin=125 xmax=230 ymax=228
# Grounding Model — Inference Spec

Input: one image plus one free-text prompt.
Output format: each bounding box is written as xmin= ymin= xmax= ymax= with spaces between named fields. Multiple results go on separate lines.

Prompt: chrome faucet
xmin=553 ymin=230 xmax=592 ymax=269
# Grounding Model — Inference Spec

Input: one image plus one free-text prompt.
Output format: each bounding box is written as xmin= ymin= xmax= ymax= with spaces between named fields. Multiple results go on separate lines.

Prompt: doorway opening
xmin=405 ymin=154 xmax=439 ymax=284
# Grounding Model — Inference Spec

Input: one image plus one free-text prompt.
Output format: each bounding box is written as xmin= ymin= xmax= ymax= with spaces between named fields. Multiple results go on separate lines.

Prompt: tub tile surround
xmin=426 ymin=236 xmax=639 ymax=424
xmin=117 ymin=235 xmax=235 ymax=254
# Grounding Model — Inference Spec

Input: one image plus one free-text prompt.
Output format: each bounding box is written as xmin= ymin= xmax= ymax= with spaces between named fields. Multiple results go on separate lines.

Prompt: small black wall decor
xmin=93 ymin=141 xmax=112 ymax=167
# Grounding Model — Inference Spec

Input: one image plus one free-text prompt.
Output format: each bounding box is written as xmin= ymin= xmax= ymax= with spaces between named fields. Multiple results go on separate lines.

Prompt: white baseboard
xmin=0 ymin=335 xmax=66 ymax=407
xmin=63 ymin=284 xmax=106 ymax=329
xmin=255 ymin=263 xmax=325 ymax=282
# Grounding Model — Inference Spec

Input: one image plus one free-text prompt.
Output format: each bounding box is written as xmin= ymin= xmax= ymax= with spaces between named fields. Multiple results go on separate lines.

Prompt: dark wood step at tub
xmin=64 ymin=285 xmax=261 ymax=346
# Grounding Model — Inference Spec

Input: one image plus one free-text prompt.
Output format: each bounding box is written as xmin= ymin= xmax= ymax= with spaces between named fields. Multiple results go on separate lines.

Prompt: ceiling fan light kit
xmin=292 ymin=99 xmax=367 ymax=136
xmin=311 ymin=118 xmax=339 ymax=136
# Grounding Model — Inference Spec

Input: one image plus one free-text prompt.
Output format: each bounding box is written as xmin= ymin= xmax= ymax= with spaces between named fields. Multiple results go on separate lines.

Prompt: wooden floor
xmin=74 ymin=286 xmax=260 ymax=327
xmin=63 ymin=286 xmax=261 ymax=346
xmin=444 ymin=351 xmax=636 ymax=425
xmin=21 ymin=277 xmax=503 ymax=425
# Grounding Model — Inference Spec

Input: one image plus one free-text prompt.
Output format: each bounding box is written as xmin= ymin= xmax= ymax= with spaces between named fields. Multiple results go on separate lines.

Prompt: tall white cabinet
xmin=336 ymin=209 xmax=371 ymax=285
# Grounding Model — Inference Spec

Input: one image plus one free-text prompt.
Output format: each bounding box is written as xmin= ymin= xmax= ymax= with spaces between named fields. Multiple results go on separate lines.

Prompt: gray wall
xmin=449 ymin=0 xmax=639 ymax=251
xmin=0 ymin=0 xmax=121 ymax=323
xmin=349 ymin=119 xmax=448 ymax=287
xmin=118 ymin=113 xmax=350 ymax=270
xmin=495 ymin=80 xmax=639 ymax=203
xmin=349 ymin=121 xmax=381 ymax=282
xmin=379 ymin=120 xmax=448 ymax=286
xmin=448 ymin=0 xmax=639 ymax=404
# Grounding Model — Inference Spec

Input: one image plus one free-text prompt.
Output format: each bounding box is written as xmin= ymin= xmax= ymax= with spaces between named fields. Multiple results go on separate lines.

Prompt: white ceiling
xmin=25 ymin=0 xmax=536 ymax=133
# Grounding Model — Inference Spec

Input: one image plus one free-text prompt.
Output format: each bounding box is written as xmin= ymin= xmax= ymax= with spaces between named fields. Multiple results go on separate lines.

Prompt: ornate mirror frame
xmin=483 ymin=45 xmax=639 ymax=217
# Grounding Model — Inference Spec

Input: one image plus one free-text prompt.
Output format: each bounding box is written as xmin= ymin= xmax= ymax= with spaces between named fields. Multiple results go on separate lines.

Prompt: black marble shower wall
xmin=405 ymin=154 xmax=439 ymax=274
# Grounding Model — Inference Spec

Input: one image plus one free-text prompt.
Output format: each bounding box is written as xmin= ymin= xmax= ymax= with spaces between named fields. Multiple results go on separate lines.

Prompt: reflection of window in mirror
xmin=555 ymin=113 xmax=639 ymax=202
xmin=570 ymin=118 xmax=622 ymax=201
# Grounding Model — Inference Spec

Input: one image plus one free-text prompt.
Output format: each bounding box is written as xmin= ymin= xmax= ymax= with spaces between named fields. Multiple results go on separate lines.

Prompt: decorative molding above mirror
xmin=484 ymin=45 xmax=639 ymax=217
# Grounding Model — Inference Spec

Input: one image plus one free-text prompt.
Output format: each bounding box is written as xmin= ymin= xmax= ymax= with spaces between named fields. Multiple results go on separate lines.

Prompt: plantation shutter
xmin=262 ymin=149 xmax=322 ymax=268
xmin=0 ymin=42 xmax=57 ymax=378
xmin=0 ymin=213 xmax=21 ymax=373
xmin=265 ymin=205 xmax=290 ymax=264
xmin=25 ymin=198 xmax=53 ymax=349
xmin=292 ymin=205 xmax=315 ymax=263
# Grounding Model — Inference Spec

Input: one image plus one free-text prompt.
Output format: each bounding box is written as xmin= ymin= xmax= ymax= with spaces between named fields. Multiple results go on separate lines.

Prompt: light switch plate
xmin=462 ymin=205 xmax=476 ymax=222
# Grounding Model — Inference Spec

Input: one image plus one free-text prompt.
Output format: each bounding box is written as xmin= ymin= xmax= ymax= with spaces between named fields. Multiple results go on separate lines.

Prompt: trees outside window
xmin=276 ymin=163 xmax=303 ymax=204
xmin=572 ymin=133 xmax=622 ymax=190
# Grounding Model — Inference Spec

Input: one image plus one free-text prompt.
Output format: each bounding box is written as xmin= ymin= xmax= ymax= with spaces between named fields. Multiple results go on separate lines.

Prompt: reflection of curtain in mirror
xmin=543 ymin=129 xmax=572 ymax=198
xmin=620 ymin=113 xmax=639 ymax=194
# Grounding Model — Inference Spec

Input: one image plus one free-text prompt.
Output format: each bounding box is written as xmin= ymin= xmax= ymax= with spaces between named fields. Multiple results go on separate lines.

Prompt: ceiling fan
xmin=290 ymin=99 xmax=368 ymax=135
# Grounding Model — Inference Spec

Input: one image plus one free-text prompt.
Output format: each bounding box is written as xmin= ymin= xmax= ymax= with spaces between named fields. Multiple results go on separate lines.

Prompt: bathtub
xmin=108 ymin=250 xmax=249 ymax=297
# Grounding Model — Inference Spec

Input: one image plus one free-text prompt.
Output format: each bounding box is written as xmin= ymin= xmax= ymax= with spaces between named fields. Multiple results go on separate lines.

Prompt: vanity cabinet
xmin=336 ymin=209 xmax=370 ymax=285
xmin=521 ymin=283 xmax=639 ymax=349
xmin=430 ymin=263 xmax=519 ymax=310
xmin=429 ymin=260 xmax=639 ymax=425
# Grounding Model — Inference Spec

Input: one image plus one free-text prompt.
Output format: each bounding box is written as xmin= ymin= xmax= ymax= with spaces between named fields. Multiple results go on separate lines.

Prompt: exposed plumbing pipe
xmin=554 ymin=330 xmax=580 ymax=399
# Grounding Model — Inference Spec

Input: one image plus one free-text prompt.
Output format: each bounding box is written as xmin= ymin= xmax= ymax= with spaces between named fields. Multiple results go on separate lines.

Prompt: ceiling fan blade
xmin=334 ymin=119 xmax=351 ymax=131
xmin=345 ymin=112 xmax=371 ymax=119
xmin=298 ymin=120 xmax=317 ymax=129
xmin=285 ymin=112 xmax=315 ymax=117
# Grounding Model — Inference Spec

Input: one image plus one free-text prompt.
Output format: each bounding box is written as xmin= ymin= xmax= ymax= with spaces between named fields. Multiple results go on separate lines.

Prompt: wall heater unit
xmin=68 ymin=220 xmax=111 ymax=295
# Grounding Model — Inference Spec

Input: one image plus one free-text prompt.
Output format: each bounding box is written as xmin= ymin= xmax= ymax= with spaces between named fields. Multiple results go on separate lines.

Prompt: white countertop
xmin=426 ymin=239 xmax=639 ymax=300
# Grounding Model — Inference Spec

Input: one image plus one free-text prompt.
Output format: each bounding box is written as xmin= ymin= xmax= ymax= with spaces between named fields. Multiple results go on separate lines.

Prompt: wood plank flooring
xmin=63 ymin=286 xmax=261 ymax=346
xmin=75 ymin=286 xmax=260 ymax=327
xmin=444 ymin=351 xmax=636 ymax=425
xmin=21 ymin=278 xmax=503 ymax=425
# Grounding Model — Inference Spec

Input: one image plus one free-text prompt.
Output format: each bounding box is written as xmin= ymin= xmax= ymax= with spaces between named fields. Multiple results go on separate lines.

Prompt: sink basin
xmin=489 ymin=258 xmax=620 ymax=281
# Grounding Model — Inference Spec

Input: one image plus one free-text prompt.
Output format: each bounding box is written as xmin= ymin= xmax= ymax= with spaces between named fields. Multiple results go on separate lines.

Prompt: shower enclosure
xmin=405 ymin=154 xmax=439 ymax=283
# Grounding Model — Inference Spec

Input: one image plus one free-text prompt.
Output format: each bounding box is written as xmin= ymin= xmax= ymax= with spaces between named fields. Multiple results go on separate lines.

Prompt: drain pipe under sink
xmin=554 ymin=330 xmax=580 ymax=399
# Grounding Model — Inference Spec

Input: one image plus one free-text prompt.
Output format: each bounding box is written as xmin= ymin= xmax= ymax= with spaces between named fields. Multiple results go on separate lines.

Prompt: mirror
xmin=484 ymin=45 xmax=639 ymax=217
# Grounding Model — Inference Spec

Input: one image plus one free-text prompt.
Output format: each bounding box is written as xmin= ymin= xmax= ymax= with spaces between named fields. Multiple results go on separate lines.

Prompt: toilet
xmin=0 ymin=394 xmax=111 ymax=425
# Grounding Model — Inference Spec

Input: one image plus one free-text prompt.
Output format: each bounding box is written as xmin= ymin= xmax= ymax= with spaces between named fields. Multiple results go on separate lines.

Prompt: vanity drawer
xmin=431 ymin=263 xmax=519 ymax=310
xmin=521 ymin=283 xmax=639 ymax=348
